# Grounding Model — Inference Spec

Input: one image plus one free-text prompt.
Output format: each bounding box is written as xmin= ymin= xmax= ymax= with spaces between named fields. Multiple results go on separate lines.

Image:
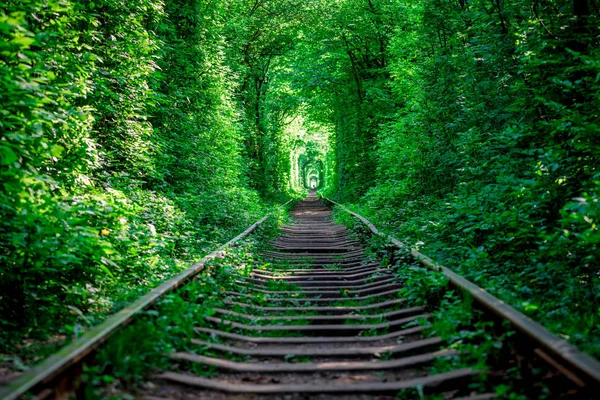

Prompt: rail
xmin=0 ymin=197 xmax=298 ymax=400
xmin=323 ymin=196 xmax=600 ymax=390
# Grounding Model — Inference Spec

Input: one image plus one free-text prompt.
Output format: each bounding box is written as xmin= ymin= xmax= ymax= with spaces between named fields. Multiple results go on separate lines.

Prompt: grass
xmin=321 ymin=263 xmax=344 ymax=271
xmin=284 ymin=354 xmax=311 ymax=363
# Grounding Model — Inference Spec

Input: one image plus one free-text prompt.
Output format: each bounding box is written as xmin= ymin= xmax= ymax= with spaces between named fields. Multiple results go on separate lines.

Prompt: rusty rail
xmin=323 ymin=196 xmax=600 ymax=390
xmin=0 ymin=195 xmax=300 ymax=400
xmin=151 ymin=191 xmax=488 ymax=395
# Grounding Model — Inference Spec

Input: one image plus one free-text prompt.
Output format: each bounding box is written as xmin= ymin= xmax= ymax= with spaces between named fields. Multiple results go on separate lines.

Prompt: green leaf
xmin=12 ymin=35 xmax=35 ymax=48
xmin=99 ymin=257 xmax=117 ymax=278
xmin=0 ymin=145 xmax=17 ymax=165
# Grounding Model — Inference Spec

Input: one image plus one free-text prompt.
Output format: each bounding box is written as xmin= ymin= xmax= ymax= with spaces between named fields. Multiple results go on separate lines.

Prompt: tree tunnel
xmin=298 ymin=155 xmax=324 ymax=190
xmin=285 ymin=116 xmax=332 ymax=193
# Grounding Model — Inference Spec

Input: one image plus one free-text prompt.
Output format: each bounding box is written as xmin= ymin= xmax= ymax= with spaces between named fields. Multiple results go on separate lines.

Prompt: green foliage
xmin=2 ymin=0 xmax=598 ymax=376
xmin=396 ymin=264 xmax=448 ymax=307
xmin=0 ymin=0 xmax=293 ymax=359
xmin=338 ymin=211 xmax=533 ymax=397
xmin=318 ymin=0 xmax=600 ymax=357
xmin=80 ymin=223 xmax=281 ymax=395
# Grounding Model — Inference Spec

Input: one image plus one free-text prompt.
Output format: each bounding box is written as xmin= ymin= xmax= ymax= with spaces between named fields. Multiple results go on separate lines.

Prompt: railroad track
xmin=1 ymin=192 xmax=599 ymax=399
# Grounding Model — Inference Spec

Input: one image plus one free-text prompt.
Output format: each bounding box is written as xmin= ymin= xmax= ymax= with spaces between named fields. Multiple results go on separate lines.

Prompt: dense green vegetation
xmin=82 ymin=219 xmax=283 ymax=397
xmin=1 ymin=0 xmax=598 ymax=367
xmin=0 ymin=0 xmax=307 ymax=356
xmin=312 ymin=0 xmax=600 ymax=356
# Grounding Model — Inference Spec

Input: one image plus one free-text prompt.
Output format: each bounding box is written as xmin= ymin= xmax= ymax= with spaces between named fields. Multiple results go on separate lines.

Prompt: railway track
xmin=1 ymin=192 xmax=599 ymax=399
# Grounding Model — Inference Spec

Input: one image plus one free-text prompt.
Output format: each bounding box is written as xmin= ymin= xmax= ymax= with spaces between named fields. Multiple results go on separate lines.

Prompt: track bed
xmin=3 ymin=193 xmax=597 ymax=400
xmin=146 ymin=193 xmax=496 ymax=399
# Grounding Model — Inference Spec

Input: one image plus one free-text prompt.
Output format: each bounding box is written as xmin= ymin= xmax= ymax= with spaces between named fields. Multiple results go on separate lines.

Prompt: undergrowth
xmin=332 ymin=206 xmax=540 ymax=399
xmin=334 ymin=195 xmax=600 ymax=359
xmin=77 ymin=211 xmax=289 ymax=398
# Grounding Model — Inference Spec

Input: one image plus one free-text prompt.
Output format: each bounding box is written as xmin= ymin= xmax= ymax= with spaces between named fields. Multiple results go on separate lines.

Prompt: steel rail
xmin=323 ymin=196 xmax=600 ymax=390
xmin=0 ymin=196 xmax=300 ymax=400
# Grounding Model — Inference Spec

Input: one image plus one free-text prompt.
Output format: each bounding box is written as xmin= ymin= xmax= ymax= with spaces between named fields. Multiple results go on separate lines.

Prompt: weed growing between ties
xmin=264 ymin=280 xmax=302 ymax=292
xmin=78 ymin=217 xmax=286 ymax=398
xmin=283 ymin=354 xmax=311 ymax=363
